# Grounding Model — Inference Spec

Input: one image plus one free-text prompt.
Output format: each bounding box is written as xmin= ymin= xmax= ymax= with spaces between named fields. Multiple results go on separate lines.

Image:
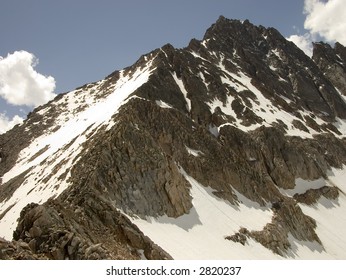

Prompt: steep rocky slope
xmin=313 ymin=41 xmax=346 ymax=97
xmin=1 ymin=16 xmax=346 ymax=259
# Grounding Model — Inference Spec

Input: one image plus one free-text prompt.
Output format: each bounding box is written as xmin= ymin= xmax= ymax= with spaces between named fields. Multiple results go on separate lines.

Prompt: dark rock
xmin=313 ymin=42 xmax=346 ymax=98
xmin=294 ymin=186 xmax=340 ymax=205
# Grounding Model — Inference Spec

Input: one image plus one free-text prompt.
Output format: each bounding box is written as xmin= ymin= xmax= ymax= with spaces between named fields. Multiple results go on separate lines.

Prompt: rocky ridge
xmin=1 ymin=16 xmax=346 ymax=259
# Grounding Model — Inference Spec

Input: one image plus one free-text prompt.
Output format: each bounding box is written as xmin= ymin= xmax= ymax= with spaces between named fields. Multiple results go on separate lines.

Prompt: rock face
xmin=1 ymin=16 xmax=346 ymax=259
xmin=313 ymin=42 xmax=346 ymax=97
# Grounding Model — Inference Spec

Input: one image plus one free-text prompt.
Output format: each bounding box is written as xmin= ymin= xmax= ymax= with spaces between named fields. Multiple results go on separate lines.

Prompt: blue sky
xmin=1 ymin=0 xmax=345 ymax=133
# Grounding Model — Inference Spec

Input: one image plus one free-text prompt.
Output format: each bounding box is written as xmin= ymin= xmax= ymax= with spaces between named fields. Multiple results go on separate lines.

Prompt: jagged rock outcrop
xmin=226 ymin=198 xmax=321 ymax=256
xmin=201 ymin=17 xmax=346 ymax=120
xmin=313 ymin=42 xmax=346 ymax=96
xmin=0 ymin=237 xmax=48 ymax=260
xmin=1 ymin=16 xmax=346 ymax=259
xmin=7 ymin=197 xmax=172 ymax=260
xmin=293 ymin=186 xmax=340 ymax=205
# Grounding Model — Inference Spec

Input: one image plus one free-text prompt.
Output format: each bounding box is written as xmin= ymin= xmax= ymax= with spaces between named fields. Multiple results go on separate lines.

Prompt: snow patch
xmin=334 ymin=117 xmax=346 ymax=136
xmin=269 ymin=65 xmax=278 ymax=71
xmin=207 ymin=96 xmax=236 ymax=119
xmin=190 ymin=51 xmax=208 ymax=61
xmin=156 ymin=100 xmax=172 ymax=109
xmin=172 ymin=72 xmax=191 ymax=111
xmin=280 ymin=177 xmax=327 ymax=197
xmin=272 ymin=49 xmax=283 ymax=60
xmin=208 ymin=124 xmax=219 ymax=137
xmin=185 ymin=146 xmax=204 ymax=157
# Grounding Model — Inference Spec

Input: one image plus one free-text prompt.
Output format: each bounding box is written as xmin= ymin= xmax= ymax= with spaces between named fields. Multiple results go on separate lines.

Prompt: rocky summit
xmin=1 ymin=16 xmax=346 ymax=259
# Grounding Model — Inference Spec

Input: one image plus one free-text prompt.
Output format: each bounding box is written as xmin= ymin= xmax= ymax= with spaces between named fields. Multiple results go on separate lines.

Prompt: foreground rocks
xmin=1 ymin=199 xmax=171 ymax=260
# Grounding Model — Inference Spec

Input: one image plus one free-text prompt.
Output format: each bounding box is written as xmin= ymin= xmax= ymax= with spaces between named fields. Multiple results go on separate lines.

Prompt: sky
xmin=0 ymin=0 xmax=345 ymax=133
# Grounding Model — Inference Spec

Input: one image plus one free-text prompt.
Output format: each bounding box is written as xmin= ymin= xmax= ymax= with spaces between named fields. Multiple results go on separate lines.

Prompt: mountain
xmin=1 ymin=16 xmax=346 ymax=260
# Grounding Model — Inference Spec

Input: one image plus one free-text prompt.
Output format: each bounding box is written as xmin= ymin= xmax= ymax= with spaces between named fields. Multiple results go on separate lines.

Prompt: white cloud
xmin=287 ymin=0 xmax=346 ymax=57
xmin=0 ymin=113 xmax=23 ymax=134
xmin=304 ymin=0 xmax=346 ymax=45
xmin=287 ymin=33 xmax=313 ymax=57
xmin=0 ymin=50 xmax=56 ymax=107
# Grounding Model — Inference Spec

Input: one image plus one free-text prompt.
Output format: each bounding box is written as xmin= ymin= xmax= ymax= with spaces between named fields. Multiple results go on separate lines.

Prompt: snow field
xmin=130 ymin=167 xmax=278 ymax=259
xmin=131 ymin=165 xmax=346 ymax=259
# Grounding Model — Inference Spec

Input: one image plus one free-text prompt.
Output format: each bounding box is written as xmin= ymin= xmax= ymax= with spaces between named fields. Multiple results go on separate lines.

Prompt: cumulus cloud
xmin=304 ymin=0 xmax=346 ymax=45
xmin=0 ymin=50 xmax=56 ymax=107
xmin=0 ymin=113 xmax=23 ymax=134
xmin=287 ymin=33 xmax=313 ymax=57
xmin=287 ymin=0 xmax=346 ymax=56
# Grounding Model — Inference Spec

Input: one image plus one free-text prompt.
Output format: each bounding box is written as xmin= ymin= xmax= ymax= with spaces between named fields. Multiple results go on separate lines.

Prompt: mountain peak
xmin=203 ymin=16 xmax=251 ymax=40
xmin=1 ymin=17 xmax=346 ymax=260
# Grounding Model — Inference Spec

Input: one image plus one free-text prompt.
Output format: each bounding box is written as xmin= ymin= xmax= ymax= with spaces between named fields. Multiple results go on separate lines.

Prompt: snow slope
xmin=130 ymin=167 xmax=278 ymax=259
xmin=0 ymin=60 xmax=156 ymax=240
xmin=296 ymin=167 xmax=346 ymax=259
xmin=130 ymin=165 xmax=346 ymax=259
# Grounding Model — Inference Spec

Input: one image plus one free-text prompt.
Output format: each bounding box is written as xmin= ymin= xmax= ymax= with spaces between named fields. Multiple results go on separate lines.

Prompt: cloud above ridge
xmin=0 ymin=50 xmax=56 ymax=134
xmin=287 ymin=0 xmax=346 ymax=56
xmin=0 ymin=50 xmax=56 ymax=107
xmin=287 ymin=33 xmax=314 ymax=57
xmin=0 ymin=113 xmax=23 ymax=134
xmin=304 ymin=0 xmax=346 ymax=45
